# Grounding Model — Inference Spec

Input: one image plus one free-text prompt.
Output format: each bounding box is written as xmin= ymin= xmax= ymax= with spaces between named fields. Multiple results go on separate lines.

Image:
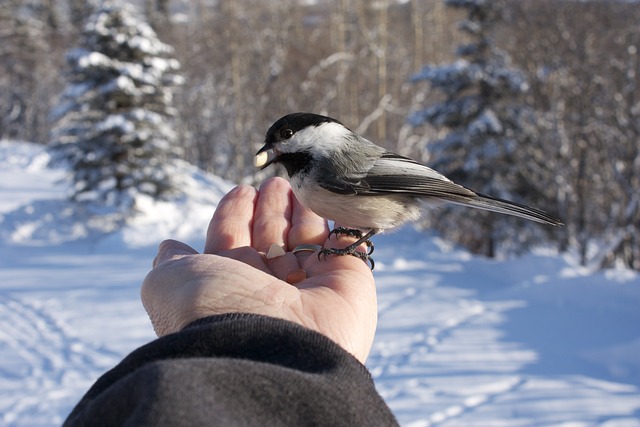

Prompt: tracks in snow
xmin=370 ymin=269 xmax=535 ymax=426
xmin=0 ymin=293 xmax=119 ymax=426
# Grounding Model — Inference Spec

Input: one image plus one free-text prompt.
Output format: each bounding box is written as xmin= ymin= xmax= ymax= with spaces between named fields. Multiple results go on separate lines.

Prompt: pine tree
xmin=409 ymin=0 xmax=538 ymax=257
xmin=50 ymin=0 xmax=183 ymax=211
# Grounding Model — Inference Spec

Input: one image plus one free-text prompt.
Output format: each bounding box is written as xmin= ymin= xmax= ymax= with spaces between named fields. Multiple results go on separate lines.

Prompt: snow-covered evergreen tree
xmin=50 ymin=0 xmax=183 ymax=210
xmin=410 ymin=0 xmax=538 ymax=257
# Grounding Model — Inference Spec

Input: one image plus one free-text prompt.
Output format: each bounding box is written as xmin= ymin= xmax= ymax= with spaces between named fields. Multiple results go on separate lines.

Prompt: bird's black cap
xmin=265 ymin=112 xmax=343 ymax=145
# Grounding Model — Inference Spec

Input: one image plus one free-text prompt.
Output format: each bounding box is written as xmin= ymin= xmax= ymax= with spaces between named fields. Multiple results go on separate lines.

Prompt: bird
xmin=255 ymin=112 xmax=562 ymax=268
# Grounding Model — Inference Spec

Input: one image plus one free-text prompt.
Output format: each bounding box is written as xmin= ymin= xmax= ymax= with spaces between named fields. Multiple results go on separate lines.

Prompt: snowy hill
xmin=1 ymin=140 xmax=639 ymax=426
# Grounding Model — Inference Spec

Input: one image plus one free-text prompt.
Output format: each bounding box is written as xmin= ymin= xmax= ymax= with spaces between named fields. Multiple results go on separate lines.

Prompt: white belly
xmin=290 ymin=176 xmax=422 ymax=231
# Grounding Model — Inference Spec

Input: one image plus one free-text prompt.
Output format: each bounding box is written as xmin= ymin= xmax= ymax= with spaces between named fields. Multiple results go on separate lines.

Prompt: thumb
xmin=153 ymin=239 xmax=198 ymax=268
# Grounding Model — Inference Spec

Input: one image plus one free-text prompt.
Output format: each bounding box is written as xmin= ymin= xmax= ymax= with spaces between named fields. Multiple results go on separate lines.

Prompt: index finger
xmin=204 ymin=185 xmax=257 ymax=254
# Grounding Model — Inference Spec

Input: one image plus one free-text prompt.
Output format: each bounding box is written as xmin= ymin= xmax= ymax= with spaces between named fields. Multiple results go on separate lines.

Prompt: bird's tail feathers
xmin=450 ymin=193 xmax=563 ymax=226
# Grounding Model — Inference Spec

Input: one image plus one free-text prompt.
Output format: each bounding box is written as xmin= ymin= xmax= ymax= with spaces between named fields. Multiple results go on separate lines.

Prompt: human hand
xmin=141 ymin=177 xmax=377 ymax=363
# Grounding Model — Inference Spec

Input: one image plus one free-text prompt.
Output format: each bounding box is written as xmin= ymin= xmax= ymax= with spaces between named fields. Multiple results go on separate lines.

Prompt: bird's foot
xmin=319 ymin=227 xmax=375 ymax=269
xmin=327 ymin=227 xmax=375 ymax=255
xmin=319 ymin=246 xmax=374 ymax=270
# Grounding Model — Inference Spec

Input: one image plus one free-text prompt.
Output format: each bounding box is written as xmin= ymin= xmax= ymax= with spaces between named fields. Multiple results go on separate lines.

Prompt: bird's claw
xmin=318 ymin=246 xmax=375 ymax=270
xmin=328 ymin=227 xmax=362 ymax=239
xmin=319 ymin=227 xmax=375 ymax=269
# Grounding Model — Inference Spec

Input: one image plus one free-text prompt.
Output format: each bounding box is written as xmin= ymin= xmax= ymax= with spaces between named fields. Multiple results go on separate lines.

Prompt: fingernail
xmin=286 ymin=269 xmax=307 ymax=284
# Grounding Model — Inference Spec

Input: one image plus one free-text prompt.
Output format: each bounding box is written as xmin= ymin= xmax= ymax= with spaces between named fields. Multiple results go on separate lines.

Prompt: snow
xmin=1 ymin=140 xmax=640 ymax=426
xmin=76 ymin=50 xmax=111 ymax=70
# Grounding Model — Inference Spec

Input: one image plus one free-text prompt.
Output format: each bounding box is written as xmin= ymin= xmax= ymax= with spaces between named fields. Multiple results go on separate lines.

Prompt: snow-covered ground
xmin=1 ymin=140 xmax=639 ymax=426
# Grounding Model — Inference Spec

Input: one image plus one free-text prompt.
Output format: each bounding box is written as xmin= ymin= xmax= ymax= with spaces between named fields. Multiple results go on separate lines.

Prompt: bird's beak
xmin=255 ymin=144 xmax=278 ymax=170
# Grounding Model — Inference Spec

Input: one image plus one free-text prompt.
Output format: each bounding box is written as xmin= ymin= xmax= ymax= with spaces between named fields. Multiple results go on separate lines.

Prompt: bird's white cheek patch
xmin=254 ymin=151 xmax=269 ymax=168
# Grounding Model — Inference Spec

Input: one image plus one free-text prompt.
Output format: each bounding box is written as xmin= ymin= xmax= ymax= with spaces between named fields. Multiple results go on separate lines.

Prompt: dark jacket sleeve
xmin=63 ymin=313 xmax=399 ymax=427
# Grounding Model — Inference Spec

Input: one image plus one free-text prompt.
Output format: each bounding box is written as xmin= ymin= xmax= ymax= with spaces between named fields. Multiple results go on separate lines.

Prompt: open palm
xmin=142 ymin=177 xmax=377 ymax=363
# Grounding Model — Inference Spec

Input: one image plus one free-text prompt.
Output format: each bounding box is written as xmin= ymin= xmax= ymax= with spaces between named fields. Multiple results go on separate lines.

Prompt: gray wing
xmin=358 ymin=153 xmax=476 ymax=199
xmin=320 ymin=152 xmax=562 ymax=226
xmin=317 ymin=151 xmax=474 ymax=197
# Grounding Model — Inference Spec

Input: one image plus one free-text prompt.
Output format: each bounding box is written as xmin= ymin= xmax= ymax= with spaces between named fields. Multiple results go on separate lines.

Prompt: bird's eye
xmin=281 ymin=129 xmax=294 ymax=139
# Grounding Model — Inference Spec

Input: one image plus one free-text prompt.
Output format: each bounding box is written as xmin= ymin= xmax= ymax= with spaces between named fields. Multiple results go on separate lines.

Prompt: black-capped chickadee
xmin=256 ymin=112 xmax=562 ymax=267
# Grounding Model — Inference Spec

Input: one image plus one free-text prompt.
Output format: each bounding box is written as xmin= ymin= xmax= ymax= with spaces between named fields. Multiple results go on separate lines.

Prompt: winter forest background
xmin=1 ymin=0 xmax=639 ymax=271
